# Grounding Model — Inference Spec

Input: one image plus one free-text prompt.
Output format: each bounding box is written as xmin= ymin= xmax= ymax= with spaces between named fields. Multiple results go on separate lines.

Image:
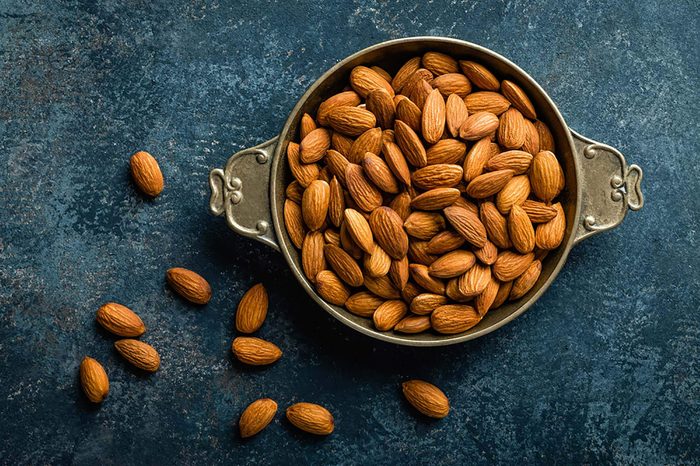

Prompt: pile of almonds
xmin=284 ymin=51 xmax=567 ymax=335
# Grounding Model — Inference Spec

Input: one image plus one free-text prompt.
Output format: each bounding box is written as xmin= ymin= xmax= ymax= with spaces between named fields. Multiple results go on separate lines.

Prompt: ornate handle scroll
xmin=572 ymin=130 xmax=644 ymax=245
xmin=209 ymin=137 xmax=279 ymax=251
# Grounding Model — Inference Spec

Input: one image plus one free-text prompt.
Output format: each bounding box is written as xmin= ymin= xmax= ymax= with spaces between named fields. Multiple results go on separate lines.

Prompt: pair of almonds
xmin=231 ymin=283 xmax=283 ymax=365
xmin=239 ymin=400 xmax=334 ymax=438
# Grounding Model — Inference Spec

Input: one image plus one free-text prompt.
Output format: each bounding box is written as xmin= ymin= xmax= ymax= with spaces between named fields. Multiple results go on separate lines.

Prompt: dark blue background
xmin=1 ymin=0 xmax=698 ymax=464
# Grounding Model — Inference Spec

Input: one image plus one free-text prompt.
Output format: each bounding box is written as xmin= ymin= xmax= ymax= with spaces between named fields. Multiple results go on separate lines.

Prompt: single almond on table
xmin=235 ymin=283 xmax=268 ymax=334
xmin=239 ymin=398 xmax=278 ymax=438
xmin=80 ymin=356 xmax=109 ymax=403
xmin=286 ymin=402 xmax=334 ymax=435
xmin=166 ymin=267 xmax=212 ymax=305
xmin=402 ymin=380 xmax=450 ymax=419
xmin=431 ymin=304 xmax=481 ymax=334
xmin=130 ymin=150 xmax=164 ymax=197
xmin=232 ymin=337 xmax=282 ymax=366
xmin=96 ymin=302 xmax=145 ymax=337
xmin=114 ymin=339 xmax=160 ymax=372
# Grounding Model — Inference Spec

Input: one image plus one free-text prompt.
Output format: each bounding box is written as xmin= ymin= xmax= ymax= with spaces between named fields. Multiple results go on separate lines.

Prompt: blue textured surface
xmin=1 ymin=1 xmax=698 ymax=464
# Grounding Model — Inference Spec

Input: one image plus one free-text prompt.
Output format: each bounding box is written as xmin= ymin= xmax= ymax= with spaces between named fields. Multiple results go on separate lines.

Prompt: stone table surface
xmin=1 ymin=0 xmax=698 ymax=464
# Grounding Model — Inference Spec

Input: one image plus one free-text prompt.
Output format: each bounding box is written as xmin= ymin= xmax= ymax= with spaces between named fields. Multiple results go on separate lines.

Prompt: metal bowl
xmin=209 ymin=37 xmax=644 ymax=347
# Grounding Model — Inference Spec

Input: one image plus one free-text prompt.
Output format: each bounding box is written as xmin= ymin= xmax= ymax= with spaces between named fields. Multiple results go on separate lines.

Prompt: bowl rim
xmin=271 ymin=36 xmax=581 ymax=347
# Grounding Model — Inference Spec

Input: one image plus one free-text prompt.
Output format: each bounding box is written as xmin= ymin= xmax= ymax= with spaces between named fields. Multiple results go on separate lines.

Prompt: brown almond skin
xmin=410 ymin=293 xmax=448 ymax=314
xmin=300 ymin=128 xmax=331 ymax=163
xmin=345 ymin=291 xmax=384 ymax=317
xmin=317 ymin=91 xmax=361 ymax=126
xmin=389 ymin=256 xmax=410 ymax=290
xmin=284 ymin=199 xmax=306 ymax=249
xmin=402 ymin=380 xmax=450 ymax=419
xmin=510 ymin=260 xmax=542 ymax=300
xmin=96 ymin=302 xmax=145 ymax=337
xmin=412 ymin=164 xmax=463 ymax=190
xmin=459 ymin=61 xmax=499 ymax=91
xmin=445 ymin=94 xmax=469 ymax=138
xmin=459 ymin=111 xmax=499 ymax=141
xmin=369 ymin=207 xmax=409 ymax=260
xmin=362 ymin=152 xmax=400 ymax=194
xmin=392 ymin=56 xmax=421 ymax=92
xmin=373 ymin=300 xmax=408 ymax=331
xmin=443 ymin=205 xmax=487 ymax=248
xmin=508 ymin=205 xmax=536 ymax=254
xmin=395 ymin=120 xmax=428 ymax=168
xmin=114 ymin=339 xmax=160 ymax=372
xmin=493 ymin=251 xmax=535 ymax=282
xmin=431 ymin=304 xmax=481 ymax=334
xmin=302 ymin=180 xmax=330 ymax=231
xmin=344 ymin=208 xmax=375 ymax=254
xmin=80 ymin=357 xmax=109 ymax=403
xmin=130 ymin=150 xmax=164 ymax=197
xmin=166 ymin=267 xmax=212 ymax=305
xmin=466 ymin=169 xmax=515 ymax=199
xmin=530 ymin=150 xmax=565 ymax=203
xmin=426 ymin=230 xmax=466 ymax=255
xmin=535 ymin=203 xmax=566 ymax=250
xmin=463 ymin=137 xmax=492 ymax=182
xmin=286 ymin=403 xmax=334 ymax=435
xmin=301 ymin=231 xmax=326 ymax=283
xmin=327 ymin=106 xmax=376 ymax=137
xmin=422 ymin=88 xmax=446 ymax=144
xmin=324 ymin=244 xmax=364 ymax=287
xmin=394 ymin=315 xmax=432 ymax=334
xmin=239 ymin=398 xmax=278 ymax=438
xmin=287 ymin=142 xmax=319 ymax=188
xmin=409 ymin=264 xmax=445 ymax=295
xmin=428 ymin=250 xmax=476 ymax=279
xmin=426 ymin=139 xmax=467 ymax=165
xmin=235 ymin=283 xmax=268 ymax=334
xmin=348 ymin=127 xmax=383 ymax=164
xmin=345 ymin=164 xmax=383 ymax=212
xmin=299 ymin=113 xmax=317 ymax=139
xmin=430 ymin=73 xmax=471 ymax=98
xmin=501 ymin=80 xmax=537 ymax=119
xmin=366 ymin=88 xmax=396 ymax=129
xmin=232 ymin=337 xmax=282 ymax=366
xmin=315 ymin=270 xmax=351 ymax=306
xmin=496 ymin=175 xmax=531 ymax=214
xmin=410 ymin=188 xmax=461 ymax=211
xmin=457 ymin=263 xmax=492 ymax=297
xmin=350 ymin=65 xmax=395 ymax=98
xmin=465 ymin=91 xmax=511 ymax=115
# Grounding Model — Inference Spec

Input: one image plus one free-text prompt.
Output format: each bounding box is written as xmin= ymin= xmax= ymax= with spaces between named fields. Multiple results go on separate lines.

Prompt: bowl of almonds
xmin=209 ymin=37 xmax=644 ymax=346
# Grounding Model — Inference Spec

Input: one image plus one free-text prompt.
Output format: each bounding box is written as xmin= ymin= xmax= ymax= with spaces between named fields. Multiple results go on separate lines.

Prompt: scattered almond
xmin=239 ymin=398 xmax=278 ymax=438
xmin=166 ymin=267 xmax=212 ymax=305
xmin=130 ymin=150 xmax=164 ymax=197
xmin=80 ymin=356 xmax=109 ymax=403
xmin=402 ymin=380 xmax=450 ymax=419
xmin=235 ymin=284 xmax=268 ymax=334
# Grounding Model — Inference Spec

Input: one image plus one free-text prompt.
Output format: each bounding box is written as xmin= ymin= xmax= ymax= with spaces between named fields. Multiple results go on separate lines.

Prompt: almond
xmin=366 ymin=88 xmax=396 ymax=129
xmin=459 ymin=111 xmax=499 ymax=141
xmin=410 ymin=293 xmax=448 ymax=315
xmin=426 ymin=230 xmax=466 ymax=254
xmin=114 ymin=339 xmax=160 ymax=372
xmin=285 ymin=180 xmax=304 ymax=203
xmin=411 ymin=188 xmax=461 ymax=211
xmin=522 ymin=119 xmax=540 ymax=155
xmin=479 ymin=201 xmax=510 ymax=249
xmin=327 ymin=106 xmax=376 ymax=137
xmin=409 ymin=263 xmax=445 ymax=295
xmin=302 ymin=231 xmax=326 ymax=283
xmin=395 ymin=120 xmax=428 ymax=168
xmin=412 ymin=164 xmax=463 ymax=190
xmin=466 ymin=169 xmax=515 ymax=199
xmin=409 ymin=79 xmax=432 ymax=109
xmin=474 ymin=239 xmax=498 ymax=265
xmin=79 ymin=357 xmax=109 ymax=403
xmin=508 ymin=204 xmax=536 ymax=253
xmin=287 ymin=142 xmax=319 ymax=188
xmin=301 ymin=180 xmax=330 ymax=231
xmin=457 ymin=263 xmax=491 ymax=297
xmin=496 ymin=175 xmax=530 ymax=214
xmin=166 ymin=267 xmax=212 ymax=304
xmin=130 ymin=150 xmax=164 ymax=197
xmin=362 ymin=153 xmax=400 ymax=194
xmin=344 ymin=163 xmax=383 ymax=212
xmin=459 ymin=61 xmax=499 ymax=91
xmin=395 ymin=98 xmax=422 ymax=133
xmin=431 ymin=304 xmax=481 ymax=334
xmin=392 ymin=56 xmax=421 ymax=92
xmin=350 ymin=65 xmax=395 ymax=98
xmin=522 ymin=200 xmax=558 ymax=223
xmin=445 ymin=277 xmax=471 ymax=302
xmin=389 ymin=191 xmax=412 ymax=221
xmin=345 ymin=291 xmax=384 ymax=317
xmin=535 ymin=202 xmax=566 ymax=250
xmin=373 ymin=300 xmax=408 ymax=331
xmin=443 ymin=205 xmax=487 ymax=247
xmin=394 ymin=315 xmax=431 ymax=334
xmin=371 ymin=65 xmax=392 ymax=82
xmin=421 ymin=88 xmax=446 ymax=144
xmin=299 ymin=113 xmax=317 ymax=139
xmin=430 ymin=73 xmax=471 ymax=98
xmin=382 ymin=129 xmax=395 ymax=144
xmin=364 ymin=274 xmax=401 ymax=299
xmin=325 ymin=150 xmax=350 ymax=186
xmin=493 ymin=280 xmax=513 ymax=309
xmin=328 ymin=177 xmax=345 ymax=228
xmin=428 ymin=250 xmax=476 ymax=278
xmin=232 ymin=336 xmax=282 ymax=366
xmin=510 ymin=260 xmax=542 ymax=299
xmin=401 ymin=282 xmax=423 ymax=303
xmin=324 ymin=244 xmax=364 ymax=287
xmin=348 ymin=127 xmax=383 ymax=163
xmin=484 ymin=150 xmax=533 ymax=174
xmin=475 ymin=277 xmax=500 ymax=316
xmin=300 ymin=128 xmax=331 ymax=163
xmin=402 ymin=380 xmax=450 ymax=419
xmin=388 ymin=256 xmax=410 ymax=290
xmin=284 ymin=199 xmax=306 ymax=249
xmin=316 ymin=270 xmax=351 ymax=305
xmin=404 ymin=211 xmax=446 ymax=240
xmin=408 ymin=240 xmax=439 ymax=266
xmin=422 ymin=51 xmax=458 ymax=75
xmin=331 ymin=133 xmax=354 ymax=157
xmin=501 ymin=80 xmax=537 ymax=119
xmin=534 ymin=120 xmax=555 ymax=152
xmin=324 ymin=229 xmax=340 ymax=246
xmin=364 ymin=244 xmax=392 ymax=277
xmin=497 ymin=108 xmax=526 ymax=150
xmin=344 ymin=208 xmax=374 ymax=254
xmin=95 ymin=302 xmax=145 ymax=337
xmin=286 ymin=403 xmax=334 ymax=435
xmin=239 ymin=398 xmax=278 ymax=438
xmin=317 ymin=90 xmax=361 ymax=126
xmin=462 ymin=137 xmax=492 ymax=182
xmin=464 ymin=92 xmax=511 ymax=115
xmin=369 ymin=206 xmax=409 ymax=260
xmin=340 ymin=219 xmax=363 ymax=260
xmin=530 ymin=150 xmax=564 ymax=203
xmin=235 ymin=283 xmax=268 ymax=334
xmin=382 ymin=141 xmax=412 ymax=186
xmin=445 ymin=94 xmax=469 ymax=138
xmin=493 ymin=251 xmax=535 ymax=282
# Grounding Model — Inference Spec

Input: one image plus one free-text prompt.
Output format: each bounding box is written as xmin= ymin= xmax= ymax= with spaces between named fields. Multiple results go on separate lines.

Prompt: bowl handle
xmin=571 ymin=129 xmax=644 ymax=245
xmin=208 ymin=137 xmax=280 ymax=251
